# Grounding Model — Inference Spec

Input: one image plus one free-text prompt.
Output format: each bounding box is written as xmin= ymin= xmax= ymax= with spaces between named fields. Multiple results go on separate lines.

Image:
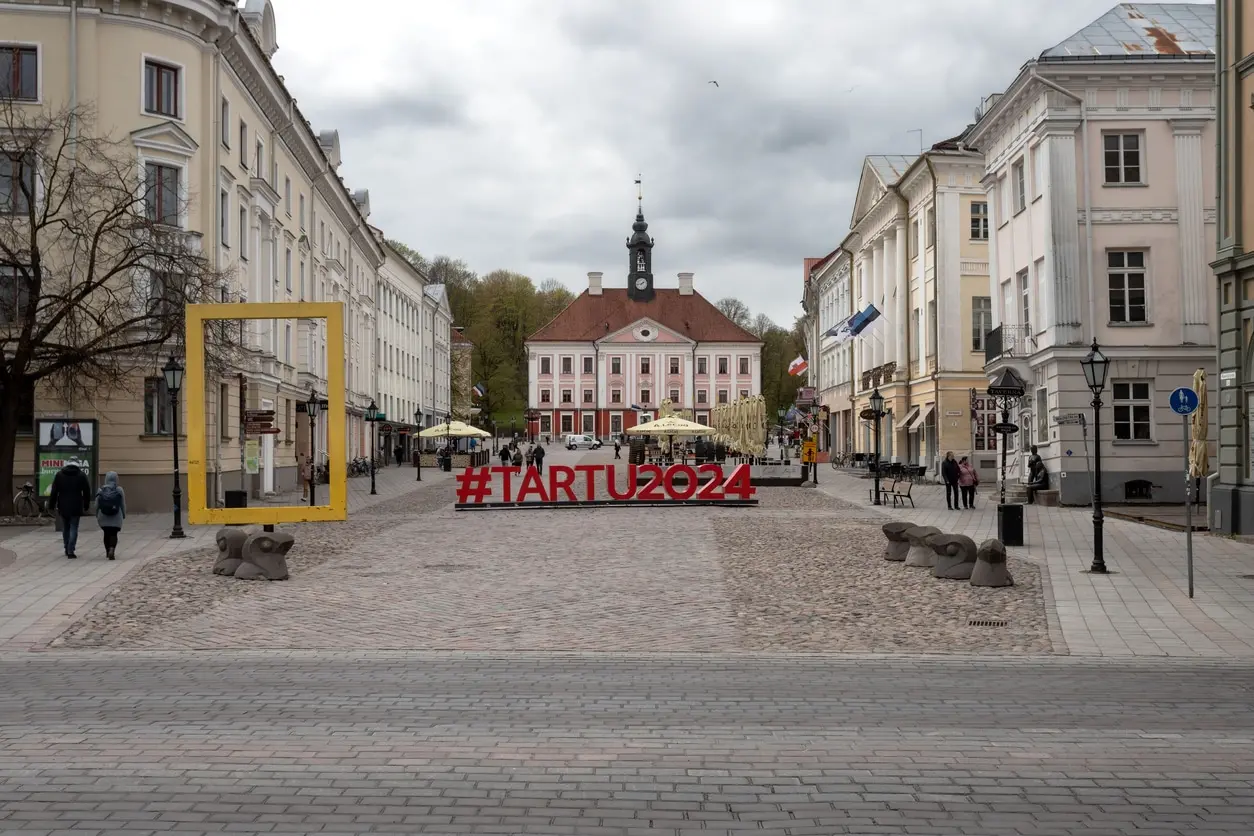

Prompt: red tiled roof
xmin=803 ymin=258 xmax=824 ymax=284
xmin=452 ymin=326 xmax=473 ymax=347
xmin=528 ymin=288 xmax=762 ymax=343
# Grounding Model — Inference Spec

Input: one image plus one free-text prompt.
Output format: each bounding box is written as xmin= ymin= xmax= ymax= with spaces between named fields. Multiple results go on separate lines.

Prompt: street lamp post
xmin=870 ymin=388 xmax=885 ymax=506
xmin=307 ymin=389 xmax=320 ymax=507
xmin=414 ymin=409 xmax=423 ymax=482
xmin=163 ymin=356 xmax=186 ymax=539
xmin=776 ymin=408 xmax=786 ymax=461
xmin=1081 ymin=340 xmax=1111 ymax=574
xmin=366 ymin=399 xmax=379 ymax=495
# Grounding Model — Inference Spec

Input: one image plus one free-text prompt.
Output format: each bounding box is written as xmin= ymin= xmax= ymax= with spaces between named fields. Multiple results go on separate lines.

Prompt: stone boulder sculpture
xmin=212 ymin=528 xmax=248 ymax=576
xmin=971 ymin=538 xmax=1014 ymax=587
xmin=881 ymin=521 xmax=913 ymax=562
xmin=904 ymin=526 xmax=942 ymax=568
xmin=930 ymin=533 xmax=979 ymax=580
xmin=233 ymin=530 xmax=295 ymax=581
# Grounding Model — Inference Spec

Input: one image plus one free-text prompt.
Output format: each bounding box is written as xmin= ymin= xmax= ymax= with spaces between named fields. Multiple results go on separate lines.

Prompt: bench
xmin=870 ymin=478 xmax=900 ymax=504
xmin=889 ymin=480 xmax=915 ymax=508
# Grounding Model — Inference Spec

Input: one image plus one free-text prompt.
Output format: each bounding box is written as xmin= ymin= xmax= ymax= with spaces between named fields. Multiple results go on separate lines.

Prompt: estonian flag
xmin=472 ymin=382 xmax=486 ymax=399
xmin=788 ymin=356 xmax=809 ymax=376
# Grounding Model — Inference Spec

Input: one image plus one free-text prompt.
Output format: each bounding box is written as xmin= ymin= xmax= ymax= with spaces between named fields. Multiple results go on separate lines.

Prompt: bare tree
xmin=0 ymin=101 xmax=236 ymax=512
xmin=715 ymin=297 xmax=752 ymax=330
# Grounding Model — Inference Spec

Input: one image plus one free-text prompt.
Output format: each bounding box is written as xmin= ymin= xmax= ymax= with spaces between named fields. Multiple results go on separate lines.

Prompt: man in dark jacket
xmin=48 ymin=462 xmax=92 ymax=559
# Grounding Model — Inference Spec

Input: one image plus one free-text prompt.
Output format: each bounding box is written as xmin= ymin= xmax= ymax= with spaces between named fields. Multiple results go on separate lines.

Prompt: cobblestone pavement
xmin=48 ymin=447 xmax=1050 ymax=653
xmin=1 ymin=650 xmax=1252 ymax=835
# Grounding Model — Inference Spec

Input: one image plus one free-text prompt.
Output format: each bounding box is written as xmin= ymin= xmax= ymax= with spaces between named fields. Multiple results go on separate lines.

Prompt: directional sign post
xmin=1169 ymin=387 xmax=1199 ymax=598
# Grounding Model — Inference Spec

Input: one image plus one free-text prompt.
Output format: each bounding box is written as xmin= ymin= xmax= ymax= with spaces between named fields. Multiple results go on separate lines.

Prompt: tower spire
xmin=635 ymin=174 xmax=643 ymax=215
xmin=627 ymin=175 xmax=654 ymax=302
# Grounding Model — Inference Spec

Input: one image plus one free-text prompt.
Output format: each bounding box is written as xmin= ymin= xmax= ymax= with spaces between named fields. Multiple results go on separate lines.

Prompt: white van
xmin=565 ymin=434 xmax=602 ymax=450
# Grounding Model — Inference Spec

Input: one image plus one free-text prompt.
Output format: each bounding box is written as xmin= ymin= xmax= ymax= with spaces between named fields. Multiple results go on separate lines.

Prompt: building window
xmin=299 ymin=261 xmax=305 ymax=300
xmin=972 ymin=296 xmax=992 ymax=351
xmin=1012 ymin=159 xmax=1026 ymax=213
xmin=717 ymin=357 xmax=728 ymax=375
xmin=640 ymin=357 xmax=650 ymax=374
xmin=926 ymin=207 xmax=935 ymax=247
xmin=284 ymin=248 xmax=292 ymax=291
xmin=540 ymin=357 xmax=551 ymax=375
xmin=610 ymin=389 xmax=621 ymax=404
xmin=1036 ymin=388 xmax=1048 ymax=442
xmin=561 ymin=389 xmax=572 ymax=404
xmin=738 ymin=357 xmax=749 ymax=375
xmin=1017 ymin=268 xmax=1030 ymax=329
xmin=143 ymin=377 xmax=173 ymax=435
xmin=739 ymin=389 xmax=749 ymax=400
xmin=669 ymin=388 xmax=680 ymax=402
xmin=143 ymin=59 xmax=179 ymax=118
xmin=238 ymin=121 xmax=247 ymax=167
xmin=1 ymin=151 xmax=34 ymax=215
xmin=220 ymin=98 xmax=230 ymax=146
xmin=299 ymin=194 xmax=306 ymax=229
xmin=218 ymin=190 xmax=229 ymax=243
xmin=716 ymin=389 xmax=729 ymax=404
xmin=582 ymin=388 xmax=593 ymax=403
xmin=561 ymin=414 xmax=573 ymax=434
xmin=582 ymin=413 xmax=595 ymax=434
xmin=610 ymin=357 xmax=621 ymax=375
xmin=0 ymin=264 xmax=31 ymax=326
xmin=254 ymin=140 xmax=263 ymax=177
xmin=610 ymin=414 xmax=622 ymax=434
xmin=1108 ymin=251 xmax=1147 ymax=323
xmin=238 ymin=206 xmax=247 ymax=259
xmin=1103 ymin=133 xmax=1142 ymax=184
xmin=540 ymin=415 xmax=552 ymax=434
xmin=669 ymin=357 xmax=680 ymax=374
xmin=640 ymin=389 xmax=650 ymax=404
xmin=697 ymin=389 xmax=707 ymax=404
xmin=971 ymin=201 xmax=988 ymax=240
xmin=539 ymin=389 xmax=551 ymax=404
xmin=910 ymin=307 xmax=921 ymax=362
xmin=561 ymin=356 xmax=572 ymax=375
xmin=284 ymin=323 xmax=291 ymax=363
xmin=1113 ymin=381 xmax=1152 ymax=441
xmin=582 ymin=356 xmax=593 ymax=374
xmin=144 ymin=163 xmax=180 ymax=226
xmin=910 ymin=219 xmax=919 ymax=258
xmin=284 ymin=177 xmax=291 ymax=215
xmin=1 ymin=46 xmax=38 ymax=101
xmin=697 ymin=357 xmax=708 ymax=375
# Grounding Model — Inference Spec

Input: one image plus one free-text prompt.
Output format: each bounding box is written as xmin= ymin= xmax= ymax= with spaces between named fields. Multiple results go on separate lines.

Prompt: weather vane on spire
xmin=635 ymin=174 xmax=642 ymax=211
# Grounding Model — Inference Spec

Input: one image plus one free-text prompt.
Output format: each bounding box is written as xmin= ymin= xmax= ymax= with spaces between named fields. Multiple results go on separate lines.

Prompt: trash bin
xmin=224 ymin=490 xmax=248 ymax=508
xmin=997 ymin=503 xmax=1024 ymax=547
xmin=440 ymin=455 xmax=452 ymax=473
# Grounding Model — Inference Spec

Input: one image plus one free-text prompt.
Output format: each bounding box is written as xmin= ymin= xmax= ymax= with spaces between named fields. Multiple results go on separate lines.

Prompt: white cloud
xmin=269 ymin=0 xmax=1213 ymax=326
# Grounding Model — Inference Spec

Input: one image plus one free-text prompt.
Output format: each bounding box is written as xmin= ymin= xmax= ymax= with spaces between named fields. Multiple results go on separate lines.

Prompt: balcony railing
xmin=984 ymin=324 xmax=1033 ymax=365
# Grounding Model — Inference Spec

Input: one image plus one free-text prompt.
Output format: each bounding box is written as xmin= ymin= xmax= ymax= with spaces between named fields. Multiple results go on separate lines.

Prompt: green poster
xmin=38 ymin=451 xmax=93 ymax=496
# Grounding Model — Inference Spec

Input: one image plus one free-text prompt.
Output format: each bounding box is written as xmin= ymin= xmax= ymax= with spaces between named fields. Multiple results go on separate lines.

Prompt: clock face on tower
xmin=635 ymin=277 xmax=648 ymax=291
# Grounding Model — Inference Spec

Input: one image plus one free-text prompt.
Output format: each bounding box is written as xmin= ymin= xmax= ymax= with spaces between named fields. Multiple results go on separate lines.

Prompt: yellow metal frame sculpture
xmin=184 ymin=302 xmax=347 ymax=525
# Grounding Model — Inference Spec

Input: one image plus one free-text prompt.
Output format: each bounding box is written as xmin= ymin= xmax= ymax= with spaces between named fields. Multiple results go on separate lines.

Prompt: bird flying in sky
xmin=708 ymin=80 xmax=719 ymax=87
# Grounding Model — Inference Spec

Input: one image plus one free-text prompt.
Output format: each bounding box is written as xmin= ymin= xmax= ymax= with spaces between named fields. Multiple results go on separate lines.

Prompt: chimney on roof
xmin=677 ymin=272 xmax=694 ymax=295
xmin=588 ymin=271 xmax=603 ymax=296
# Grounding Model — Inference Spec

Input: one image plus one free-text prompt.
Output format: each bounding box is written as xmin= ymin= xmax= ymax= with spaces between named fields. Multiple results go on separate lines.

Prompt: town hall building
xmin=525 ymin=205 xmax=763 ymax=440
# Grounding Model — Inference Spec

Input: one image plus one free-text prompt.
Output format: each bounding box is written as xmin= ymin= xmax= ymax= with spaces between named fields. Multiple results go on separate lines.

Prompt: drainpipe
xmin=923 ymin=152 xmax=942 ymax=468
xmin=1030 ymin=68 xmax=1094 ymax=341
xmin=888 ymin=181 xmax=913 ymax=462
xmin=69 ymin=1 xmax=78 ymax=143
xmin=209 ymin=23 xmax=239 ymax=506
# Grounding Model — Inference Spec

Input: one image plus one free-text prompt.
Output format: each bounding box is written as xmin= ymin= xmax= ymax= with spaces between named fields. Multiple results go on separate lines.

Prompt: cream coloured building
xmin=1 ymin=0 xmax=397 ymax=511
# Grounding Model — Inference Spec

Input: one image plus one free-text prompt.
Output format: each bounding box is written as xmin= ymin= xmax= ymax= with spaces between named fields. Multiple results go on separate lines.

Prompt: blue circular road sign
xmin=1169 ymin=387 xmax=1199 ymax=416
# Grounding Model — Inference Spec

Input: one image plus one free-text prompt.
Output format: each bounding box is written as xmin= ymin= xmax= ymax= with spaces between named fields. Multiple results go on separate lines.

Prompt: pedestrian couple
xmin=47 ymin=463 xmax=126 ymax=560
xmin=940 ymin=451 xmax=979 ymax=511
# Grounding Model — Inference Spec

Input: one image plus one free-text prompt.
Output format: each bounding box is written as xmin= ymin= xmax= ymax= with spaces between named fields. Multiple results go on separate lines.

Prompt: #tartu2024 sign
xmin=455 ymin=463 xmax=756 ymax=505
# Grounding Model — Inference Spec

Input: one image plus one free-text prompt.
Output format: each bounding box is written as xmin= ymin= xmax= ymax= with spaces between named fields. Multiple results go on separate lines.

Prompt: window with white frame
xmin=540 ymin=356 xmax=551 ymax=375
xmin=238 ymin=206 xmax=247 ymax=259
xmin=717 ymin=389 xmax=728 ymax=404
xmin=284 ymin=177 xmax=291 ymax=215
xmin=143 ymin=377 xmax=173 ymax=434
xmin=697 ymin=389 xmax=707 ymax=404
xmin=561 ymin=356 xmax=573 ymax=374
xmin=697 ymin=357 xmax=707 ymax=375
xmin=610 ymin=388 xmax=621 ymax=404
xmin=1017 ymin=268 xmax=1030 ymax=329
xmin=738 ymin=357 xmax=749 ymax=375
xmin=1112 ymin=381 xmax=1152 ymax=440
xmin=582 ymin=388 xmax=593 ymax=404
xmin=540 ymin=389 xmax=551 ymax=404
xmin=669 ymin=388 xmax=680 ymax=402
xmin=560 ymin=389 xmax=572 ymax=404
xmin=143 ymin=59 xmax=180 ymax=118
xmin=218 ymin=190 xmax=229 ymax=243
xmin=1 ymin=46 xmax=38 ymax=101
xmin=0 ymin=264 xmax=31 ymax=326
xmin=640 ymin=388 xmax=651 ymax=404
xmin=610 ymin=357 xmax=621 ymax=375
xmin=610 ymin=414 xmax=622 ymax=434
xmin=583 ymin=356 xmax=593 ymax=374
xmin=1108 ymin=250 xmax=1147 ymax=323
xmin=717 ymin=357 xmax=728 ymax=375
xmin=1103 ymin=133 xmax=1143 ymax=184
xmin=284 ymin=247 xmax=292 ymax=291
xmin=669 ymin=356 xmax=680 ymax=374
xmin=970 ymin=201 xmax=988 ymax=240
xmin=254 ymin=139 xmax=263 ymax=177
xmin=299 ymin=194 xmax=306 ymax=229
xmin=238 ymin=122 xmax=247 ymax=167
xmin=926 ymin=207 xmax=935 ymax=247
xmin=640 ymin=357 xmax=650 ymax=374
xmin=1012 ymin=159 xmax=1026 ymax=213
xmin=972 ymin=296 xmax=992 ymax=351
xmin=144 ymin=162 xmax=180 ymax=226
xmin=220 ymin=98 xmax=230 ymax=147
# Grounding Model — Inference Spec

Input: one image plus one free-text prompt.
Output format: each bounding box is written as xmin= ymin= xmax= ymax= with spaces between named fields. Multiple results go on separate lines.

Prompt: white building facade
xmin=970 ymin=4 xmax=1217 ymax=504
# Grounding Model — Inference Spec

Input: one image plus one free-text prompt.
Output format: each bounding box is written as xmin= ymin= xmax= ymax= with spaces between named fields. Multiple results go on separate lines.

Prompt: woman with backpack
xmin=957 ymin=456 xmax=979 ymax=509
xmin=95 ymin=471 xmax=126 ymax=560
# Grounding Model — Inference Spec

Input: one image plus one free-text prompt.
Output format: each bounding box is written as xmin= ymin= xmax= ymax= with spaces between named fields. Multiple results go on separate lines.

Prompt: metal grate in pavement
xmin=968 ymin=617 xmax=1008 ymax=627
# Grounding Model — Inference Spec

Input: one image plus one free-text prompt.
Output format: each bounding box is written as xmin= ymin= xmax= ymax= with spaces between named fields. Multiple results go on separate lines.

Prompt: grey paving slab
xmin=0 ymin=651 xmax=1251 ymax=835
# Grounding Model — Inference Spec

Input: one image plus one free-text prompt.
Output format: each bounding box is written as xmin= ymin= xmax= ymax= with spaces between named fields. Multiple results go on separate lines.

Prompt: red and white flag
xmin=788 ymin=355 xmax=808 ymax=376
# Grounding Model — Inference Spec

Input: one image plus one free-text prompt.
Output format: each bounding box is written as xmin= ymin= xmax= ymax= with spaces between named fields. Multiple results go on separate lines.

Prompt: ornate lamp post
xmin=870 ymin=388 xmax=885 ymax=506
xmin=366 ymin=399 xmax=379 ymax=495
xmin=162 ymin=356 xmax=186 ymax=539
xmin=1081 ymin=340 xmax=1110 ymax=574
xmin=776 ymin=408 xmax=787 ymax=461
xmin=306 ymin=389 xmax=320 ymax=507
xmin=414 ymin=408 xmax=423 ymax=481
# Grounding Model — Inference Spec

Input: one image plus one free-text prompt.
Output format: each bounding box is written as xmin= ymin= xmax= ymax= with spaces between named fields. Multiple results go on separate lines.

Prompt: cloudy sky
xmin=271 ymin=0 xmax=1210 ymax=327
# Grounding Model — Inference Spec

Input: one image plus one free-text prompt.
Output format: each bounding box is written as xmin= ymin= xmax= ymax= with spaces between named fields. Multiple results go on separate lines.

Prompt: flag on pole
xmin=472 ymin=382 xmax=486 ymax=399
xmin=828 ymin=304 xmax=882 ymax=344
xmin=788 ymin=355 xmax=809 ymax=376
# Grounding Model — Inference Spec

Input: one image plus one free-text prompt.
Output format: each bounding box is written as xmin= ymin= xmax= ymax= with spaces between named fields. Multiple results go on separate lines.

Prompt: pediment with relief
xmin=603 ymin=318 xmax=691 ymax=345
xmin=131 ymin=121 xmax=199 ymax=158
xmin=849 ymin=158 xmax=889 ymax=229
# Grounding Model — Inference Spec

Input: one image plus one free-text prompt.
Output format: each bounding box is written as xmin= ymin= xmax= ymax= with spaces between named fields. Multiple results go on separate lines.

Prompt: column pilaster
xmin=1173 ymin=119 xmax=1211 ymax=345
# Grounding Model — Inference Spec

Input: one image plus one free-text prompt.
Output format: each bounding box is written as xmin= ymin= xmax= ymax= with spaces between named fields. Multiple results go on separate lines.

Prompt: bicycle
xmin=12 ymin=482 xmax=44 ymax=520
xmin=830 ymin=451 xmax=850 ymax=470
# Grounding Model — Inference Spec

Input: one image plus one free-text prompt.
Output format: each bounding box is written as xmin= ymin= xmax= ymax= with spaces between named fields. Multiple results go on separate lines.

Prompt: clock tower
xmin=626 ymin=184 xmax=655 ymax=302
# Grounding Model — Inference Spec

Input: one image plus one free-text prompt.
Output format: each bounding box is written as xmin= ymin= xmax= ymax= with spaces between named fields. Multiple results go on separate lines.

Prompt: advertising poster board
xmin=35 ymin=419 xmax=100 ymax=497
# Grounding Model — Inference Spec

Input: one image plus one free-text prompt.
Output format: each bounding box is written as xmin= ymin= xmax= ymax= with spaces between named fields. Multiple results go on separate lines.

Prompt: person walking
xmin=48 ymin=461 xmax=92 ymax=559
xmin=532 ymin=442 xmax=545 ymax=474
xmin=957 ymin=456 xmax=979 ymax=509
xmin=511 ymin=446 xmax=523 ymax=468
xmin=941 ymin=451 xmax=961 ymax=512
xmin=613 ymin=437 xmax=622 ymax=460
xmin=499 ymin=444 xmax=511 ymax=466
xmin=94 ymin=471 xmax=126 ymax=560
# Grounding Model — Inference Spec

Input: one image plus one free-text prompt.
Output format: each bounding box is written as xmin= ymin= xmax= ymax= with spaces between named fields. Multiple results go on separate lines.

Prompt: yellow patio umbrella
xmin=625 ymin=415 xmax=714 ymax=435
xmin=1189 ymin=368 xmax=1209 ymax=479
xmin=418 ymin=420 xmax=489 ymax=438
